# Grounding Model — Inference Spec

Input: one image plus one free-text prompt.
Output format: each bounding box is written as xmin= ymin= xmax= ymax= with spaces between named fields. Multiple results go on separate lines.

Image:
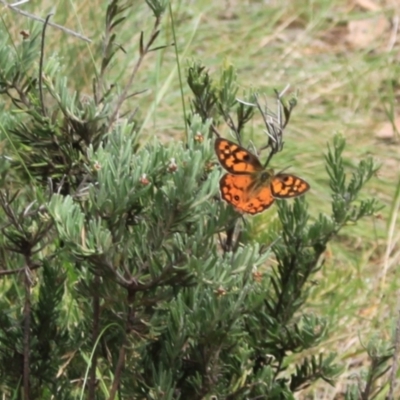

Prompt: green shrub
xmin=0 ymin=1 xmax=390 ymax=399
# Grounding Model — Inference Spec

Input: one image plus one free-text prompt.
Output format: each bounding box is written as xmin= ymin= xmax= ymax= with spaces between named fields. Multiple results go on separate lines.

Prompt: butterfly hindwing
xmin=271 ymin=174 xmax=310 ymax=198
xmin=219 ymin=174 xmax=275 ymax=214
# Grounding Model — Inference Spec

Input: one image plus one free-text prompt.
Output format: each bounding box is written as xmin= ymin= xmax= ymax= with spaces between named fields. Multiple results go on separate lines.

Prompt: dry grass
xmin=2 ymin=0 xmax=400 ymax=397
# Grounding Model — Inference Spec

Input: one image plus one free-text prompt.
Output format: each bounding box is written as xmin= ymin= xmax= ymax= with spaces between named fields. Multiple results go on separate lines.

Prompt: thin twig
xmin=211 ymin=124 xmax=221 ymax=137
xmin=387 ymin=15 xmax=399 ymax=53
xmin=168 ymin=2 xmax=188 ymax=141
xmin=380 ymin=184 xmax=400 ymax=295
xmin=88 ymin=275 xmax=100 ymax=400
xmin=107 ymin=17 xmax=162 ymax=129
xmin=23 ymin=255 xmax=33 ymax=400
xmin=0 ymin=204 xmax=46 ymax=231
xmin=108 ymin=302 xmax=135 ymax=400
xmin=39 ymin=13 xmax=53 ymax=117
xmin=0 ymin=0 xmax=91 ymax=43
xmin=0 ymin=261 xmax=41 ymax=276
xmin=388 ymin=291 xmax=400 ymax=400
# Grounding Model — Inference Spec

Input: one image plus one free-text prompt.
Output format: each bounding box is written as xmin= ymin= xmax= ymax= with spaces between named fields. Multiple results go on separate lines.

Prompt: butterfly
xmin=214 ymin=138 xmax=310 ymax=215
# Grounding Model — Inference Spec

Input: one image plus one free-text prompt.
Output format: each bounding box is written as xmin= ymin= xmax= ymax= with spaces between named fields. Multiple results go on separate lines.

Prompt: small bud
xmin=215 ymin=286 xmax=226 ymax=297
xmin=194 ymin=132 xmax=204 ymax=143
xmin=205 ymin=162 xmax=215 ymax=173
xmin=20 ymin=30 xmax=30 ymax=39
xmin=139 ymin=173 xmax=150 ymax=185
xmin=252 ymin=270 xmax=262 ymax=282
xmin=167 ymin=158 xmax=178 ymax=173
xmin=93 ymin=161 xmax=101 ymax=171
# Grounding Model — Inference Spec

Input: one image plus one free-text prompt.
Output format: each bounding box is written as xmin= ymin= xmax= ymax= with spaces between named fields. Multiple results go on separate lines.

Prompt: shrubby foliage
xmin=0 ymin=1 xmax=388 ymax=399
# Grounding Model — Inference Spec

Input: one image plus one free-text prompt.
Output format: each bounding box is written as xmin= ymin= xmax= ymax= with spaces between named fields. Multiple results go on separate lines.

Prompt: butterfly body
xmin=215 ymin=138 xmax=310 ymax=214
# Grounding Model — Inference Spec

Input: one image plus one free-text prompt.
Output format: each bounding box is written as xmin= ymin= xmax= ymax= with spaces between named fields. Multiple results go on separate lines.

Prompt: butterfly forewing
xmin=271 ymin=174 xmax=310 ymax=198
xmin=215 ymin=138 xmax=263 ymax=174
xmin=220 ymin=174 xmax=275 ymax=214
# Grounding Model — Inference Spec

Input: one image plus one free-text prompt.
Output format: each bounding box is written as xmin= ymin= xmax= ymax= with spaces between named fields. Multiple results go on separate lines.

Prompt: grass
xmin=2 ymin=0 xmax=399 ymax=398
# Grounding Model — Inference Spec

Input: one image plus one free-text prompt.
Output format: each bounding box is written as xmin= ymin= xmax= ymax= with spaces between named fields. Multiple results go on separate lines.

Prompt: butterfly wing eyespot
xmin=219 ymin=174 xmax=275 ymax=214
xmin=271 ymin=174 xmax=310 ymax=198
xmin=215 ymin=138 xmax=263 ymax=174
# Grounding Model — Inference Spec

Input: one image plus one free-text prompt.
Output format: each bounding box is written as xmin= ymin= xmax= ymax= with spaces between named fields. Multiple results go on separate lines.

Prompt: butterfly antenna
xmin=276 ymin=166 xmax=291 ymax=175
xmin=211 ymin=124 xmax=222 ymax=138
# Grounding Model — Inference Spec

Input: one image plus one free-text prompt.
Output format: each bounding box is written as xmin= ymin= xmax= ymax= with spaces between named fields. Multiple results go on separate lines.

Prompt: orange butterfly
xmin=215 ymin=138 xmax=310 ymax=215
